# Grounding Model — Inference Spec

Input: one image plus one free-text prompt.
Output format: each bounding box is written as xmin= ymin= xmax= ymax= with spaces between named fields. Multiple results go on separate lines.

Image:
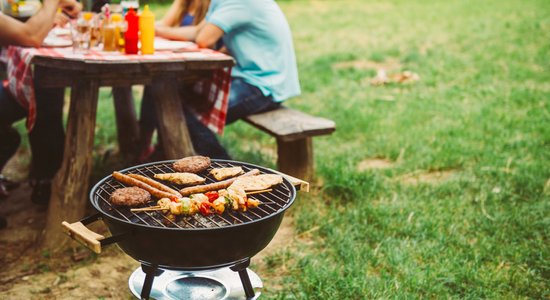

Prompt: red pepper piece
xmin=199 ymin=202 xmax=212 ymax=216
xmin=204 ymin=191 xmax=219 ymax=203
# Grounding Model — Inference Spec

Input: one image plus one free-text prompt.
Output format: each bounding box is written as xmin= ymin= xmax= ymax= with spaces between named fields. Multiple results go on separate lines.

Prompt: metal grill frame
xmin=89 ymin=159 xmax=296 ymax=231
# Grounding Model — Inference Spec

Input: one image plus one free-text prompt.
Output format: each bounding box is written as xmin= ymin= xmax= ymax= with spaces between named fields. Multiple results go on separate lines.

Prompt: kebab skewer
xmin=149 ymin=185 xmax=262 ymax=217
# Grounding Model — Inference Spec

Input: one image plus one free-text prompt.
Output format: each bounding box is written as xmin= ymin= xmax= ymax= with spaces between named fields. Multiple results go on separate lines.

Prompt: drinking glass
xmin=71 ymin=13 xmax=93 ymax=53
xmin=89 ymin=14 xmax=101 ymax=48
xmin=102 ymin=23 xmax=116 ymax=51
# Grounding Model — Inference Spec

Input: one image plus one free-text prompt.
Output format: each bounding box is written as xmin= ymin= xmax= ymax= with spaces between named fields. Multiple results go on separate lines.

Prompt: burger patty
xmin=110 ymin=187 xmax=151 ymax=207
xmin=173 ymin=155 xmax=211 ymax=174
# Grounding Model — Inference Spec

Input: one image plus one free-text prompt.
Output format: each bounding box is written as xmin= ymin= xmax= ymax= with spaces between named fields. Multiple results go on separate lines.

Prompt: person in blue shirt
xmin=137 ymin=0 xmax=211 ymax=162
xmin=155 ymin=0 xmax=301 ymax=159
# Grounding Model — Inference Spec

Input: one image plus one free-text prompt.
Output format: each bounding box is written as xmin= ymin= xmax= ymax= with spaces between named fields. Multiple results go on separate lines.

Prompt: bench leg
xmin=277 ymin=137 xmax=313 ymax=181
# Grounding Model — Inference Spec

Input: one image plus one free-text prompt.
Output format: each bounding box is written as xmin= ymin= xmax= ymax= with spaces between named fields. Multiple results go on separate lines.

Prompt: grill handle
xmin=61 ymin=213 xmax=127 ymax=254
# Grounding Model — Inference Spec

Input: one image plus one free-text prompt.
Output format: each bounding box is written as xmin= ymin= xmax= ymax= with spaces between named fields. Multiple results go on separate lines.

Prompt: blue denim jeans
xmin=0 ymin=85 xmax=64 ymax=180
xmin=185 ymin=77 xmax=280 ymax=159
xmin=139 ymin=78 xmax=279 ymax=159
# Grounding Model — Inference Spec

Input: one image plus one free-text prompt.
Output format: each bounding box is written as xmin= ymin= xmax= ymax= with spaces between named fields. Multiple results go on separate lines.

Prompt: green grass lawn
xmin=16 ymin=0 xmax=548 ymax=298
xmin=233 ymin=0 xmax=548 ymax=298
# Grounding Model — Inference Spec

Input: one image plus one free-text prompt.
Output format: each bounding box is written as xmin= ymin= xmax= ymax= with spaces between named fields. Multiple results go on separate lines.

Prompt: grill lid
xmin=90 ymin=159 xmax=296 ymax=230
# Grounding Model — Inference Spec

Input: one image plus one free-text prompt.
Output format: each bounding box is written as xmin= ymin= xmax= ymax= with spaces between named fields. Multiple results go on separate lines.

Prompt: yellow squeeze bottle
xmin=139 ymin=5 xmax=155 ymax=54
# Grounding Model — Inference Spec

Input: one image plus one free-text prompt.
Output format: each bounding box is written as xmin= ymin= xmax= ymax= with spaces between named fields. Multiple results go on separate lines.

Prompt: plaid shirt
xmin=0 ymin=45 xmax=231 ymax=134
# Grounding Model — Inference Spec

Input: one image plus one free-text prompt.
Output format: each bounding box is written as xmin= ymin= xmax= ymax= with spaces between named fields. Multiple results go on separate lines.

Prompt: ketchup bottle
xmin=124 ymin=8 xmax=139 ymax=54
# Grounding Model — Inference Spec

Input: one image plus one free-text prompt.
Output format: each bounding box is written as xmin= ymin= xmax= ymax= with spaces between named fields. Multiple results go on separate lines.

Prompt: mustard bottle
xmin=139 ymin=5 xmax=155 ymax=54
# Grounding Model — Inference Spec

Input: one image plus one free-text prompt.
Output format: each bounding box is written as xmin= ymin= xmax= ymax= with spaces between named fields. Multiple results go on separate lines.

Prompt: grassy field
xmin=233 ymin=1 xmax=549 ymax=298
xmin=15 ymin=0 xmax=548 ymax=298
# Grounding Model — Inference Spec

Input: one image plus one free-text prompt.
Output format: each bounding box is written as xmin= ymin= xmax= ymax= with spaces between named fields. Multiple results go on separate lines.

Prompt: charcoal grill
xmin=62 ymin=159 xmax=297 ymax=299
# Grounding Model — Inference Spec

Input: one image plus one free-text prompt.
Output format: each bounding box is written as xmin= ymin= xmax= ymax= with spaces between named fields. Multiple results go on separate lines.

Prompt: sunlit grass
xmin=145 ymin=1 xmax=549 ymax=298
xmin=244 ymin=0 xmax=548 ymax=298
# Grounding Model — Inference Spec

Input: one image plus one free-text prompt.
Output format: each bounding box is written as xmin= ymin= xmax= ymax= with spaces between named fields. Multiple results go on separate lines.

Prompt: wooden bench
xmin=244 ymin=106 xmax=335 ymax=181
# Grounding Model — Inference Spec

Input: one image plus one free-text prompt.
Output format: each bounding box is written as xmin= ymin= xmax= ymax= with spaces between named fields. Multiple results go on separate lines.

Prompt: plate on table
xmin=17 ymin=4 xmax=36 ymax=16
xmin=42 ymin=36 xmax=72 ymax=48
xmin=53 ymin=27 xmax=71 ymax=36
xmin=154 ymin=39 xmax=196 ymax=51
xmin=16 ymin=1 xmax=41 ymax=17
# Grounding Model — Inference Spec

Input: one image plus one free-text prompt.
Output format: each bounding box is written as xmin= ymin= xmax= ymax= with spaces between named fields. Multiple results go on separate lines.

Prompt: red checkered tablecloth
xmin=0 ymin=45 xmax=232 ymax=134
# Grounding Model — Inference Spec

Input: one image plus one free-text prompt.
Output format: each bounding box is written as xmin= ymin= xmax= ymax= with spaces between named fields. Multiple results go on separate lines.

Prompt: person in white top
xmin=0 ymin=0 xmax=81 ymax=47
xmin=0 ymin=0 xmax=81 ymax=229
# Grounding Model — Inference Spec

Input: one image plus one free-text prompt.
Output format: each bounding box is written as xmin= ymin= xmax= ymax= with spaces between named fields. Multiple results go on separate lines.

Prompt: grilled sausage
xmin=127 ymin=173 xmax=181 ymax=196
xmin=112 ymin=171 xmax=179 ymax=199
xmin=179 ymin=169 xmax=260 ymax=196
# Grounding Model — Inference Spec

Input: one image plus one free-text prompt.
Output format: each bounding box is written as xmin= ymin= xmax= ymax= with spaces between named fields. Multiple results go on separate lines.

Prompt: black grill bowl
xmin=105 ymin=211 xmax=285 ymax=269
xmin=88 ymin=159 xmax=296 ymax=270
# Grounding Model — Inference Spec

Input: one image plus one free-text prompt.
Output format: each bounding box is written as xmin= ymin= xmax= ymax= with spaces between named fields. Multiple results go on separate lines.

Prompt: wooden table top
xmin=31 ymin=50 xmax=234 ymax=88
xmin=31 ymin=51 xmax=234 ymax=70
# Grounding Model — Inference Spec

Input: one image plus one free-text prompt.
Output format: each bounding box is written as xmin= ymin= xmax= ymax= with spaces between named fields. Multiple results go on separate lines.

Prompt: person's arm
xmin=193 ymin=2 xmax=251 ymax=49
xmin=0 ymin=0 xmax=60 ymax=47
xmin=59 ymin=0 xmax=82 ymax=18
xmin=53 ymin=11 xmax=70 ymax=27
xmin=217 ymin=45 xmax=228 ymax=54
xmin=156 ymin=19 xmax=206 ymax=41
xmin=195 ymin=22 xmax=224 ymax=49
xmin=0 ymin=0 xmax=81 ymax=47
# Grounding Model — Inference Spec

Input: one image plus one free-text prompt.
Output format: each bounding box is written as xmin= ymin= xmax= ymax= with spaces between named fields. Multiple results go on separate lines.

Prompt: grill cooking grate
xmin=91 ymin=160 xmax=295 ymax=229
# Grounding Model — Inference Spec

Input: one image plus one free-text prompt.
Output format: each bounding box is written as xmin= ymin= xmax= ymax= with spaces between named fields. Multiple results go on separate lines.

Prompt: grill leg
xmin=140 ymin=263 xmax=163 ymax=300
xmin=230 ymin=258 xmax=255 ymax=299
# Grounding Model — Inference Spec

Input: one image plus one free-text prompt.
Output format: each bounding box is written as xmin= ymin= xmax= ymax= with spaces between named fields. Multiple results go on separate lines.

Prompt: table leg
xmin=40 ymin=80 xmax=100 ymax=252
xmin=112 ymin=86 xmax=139 ymax=161
xmin=149 ymin=78 xmax=195 ymax=159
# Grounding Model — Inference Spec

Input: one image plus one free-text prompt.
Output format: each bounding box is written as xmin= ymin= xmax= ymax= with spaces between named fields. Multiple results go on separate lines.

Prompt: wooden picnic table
xmin=26 ymin=51 xmax=234 ymax=251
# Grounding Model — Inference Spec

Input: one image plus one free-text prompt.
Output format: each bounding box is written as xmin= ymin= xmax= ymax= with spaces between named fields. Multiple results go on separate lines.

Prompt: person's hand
xmin=58 ymin=0 xmax=82 ymax=18
xmin=53 ymin=11 xmax=70 ymax=27
xmin=218 ymin=46 xmax=229 ymax=54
